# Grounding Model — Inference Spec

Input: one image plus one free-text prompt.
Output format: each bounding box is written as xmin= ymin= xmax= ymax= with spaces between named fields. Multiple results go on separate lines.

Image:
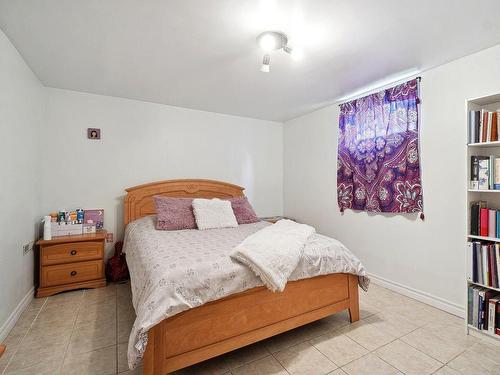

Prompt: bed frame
xmin=124 ymin=179 xmax=359 ymax=375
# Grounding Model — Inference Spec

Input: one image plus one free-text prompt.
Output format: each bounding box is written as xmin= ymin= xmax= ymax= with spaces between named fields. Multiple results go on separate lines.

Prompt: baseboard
xmin=368 ymin=272 xmax=465 ymax=318
xmin=0 ymin=287 xmax=34 ymax=342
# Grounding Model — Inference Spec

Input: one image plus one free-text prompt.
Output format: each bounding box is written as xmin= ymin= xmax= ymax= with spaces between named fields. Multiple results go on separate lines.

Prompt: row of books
xmin=469 ymin=109 xmax=500 ymax=144
xmin=468 ymin=241 xmax=500 ymax=288
xmin=468 ymin=284 xmax=500 ymax=334
xmin=470 ymin=155 xmax=500 ymax=190
xmin=470 ymin=202 xmax=500 ymax=237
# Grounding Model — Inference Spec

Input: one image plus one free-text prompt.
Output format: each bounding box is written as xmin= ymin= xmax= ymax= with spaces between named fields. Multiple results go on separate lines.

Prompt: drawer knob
xmin=70 ymin=250 xmax=77 ymax=256
xmin=70 ymin=271 xmax=77 ymax=276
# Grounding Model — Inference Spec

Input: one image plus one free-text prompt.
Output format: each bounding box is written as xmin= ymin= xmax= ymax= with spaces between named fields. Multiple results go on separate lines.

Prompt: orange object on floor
xmin=0 ymin=344 xmax=5 ymax=357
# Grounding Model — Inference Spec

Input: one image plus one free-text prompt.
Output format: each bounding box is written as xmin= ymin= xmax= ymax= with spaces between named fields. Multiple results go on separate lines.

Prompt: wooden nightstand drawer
xmin=41 ymin=260 xmax=104 ymax=287
xmin=41 ymin=241 xmax=103 ymax=266
xmin=36 ymin=231 xmax=107 ymax=297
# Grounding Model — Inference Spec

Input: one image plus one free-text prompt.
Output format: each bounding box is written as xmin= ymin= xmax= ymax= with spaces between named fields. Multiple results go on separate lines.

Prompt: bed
xmin=123 ymin=179 xmax=362 ymax=375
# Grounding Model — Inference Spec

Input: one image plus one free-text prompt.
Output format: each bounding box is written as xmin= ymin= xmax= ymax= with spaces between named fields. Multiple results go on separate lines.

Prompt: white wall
xmin=0 ymin=30 xmax=45 ymax=336
xmin=42 ymin=88 xmax=283 ymax=255
xmin=284 ymin=44 xmax=500 ymax=315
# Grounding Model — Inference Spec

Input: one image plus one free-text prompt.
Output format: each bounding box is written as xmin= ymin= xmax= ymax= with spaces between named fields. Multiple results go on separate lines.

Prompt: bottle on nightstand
xmin=43 ymin=216 xmax=52 ymax=240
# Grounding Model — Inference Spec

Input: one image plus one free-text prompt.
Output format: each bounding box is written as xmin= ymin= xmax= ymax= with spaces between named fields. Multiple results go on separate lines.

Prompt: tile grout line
xmin=269 ymin=353 xmax=292 ymax=375
xmin=1 ymin=297 xmax=48 ymax=375
xmin=331 ymin=321 xmax=425 ymax=372
xmin=224 ymin=346 xmax=272 ymax=372
xmin=59 ymin=292 xmax=85 ymax=375
xmin=433 ymin=344 xmax=473 ymax=374
xmin=264 ymin=313 xmax=375 ymax=371
xmin=399 ymin=315 xmax=474 ymax=365
xmin=0 ymin=286 xmax=477 ymax=375
xmin=227 ymin=353 xmax=290 ymax=374
xmin=255 ymin=294 xmax=457 ymax=374
xmin=368 ymin=352 xmax=408 ymax=375
xmin=115 ymin=285 xmax=119 ymax=375
xmin=431 ymin=364 xmax=447 ymax=374
xmin=274 ymin=341 xmax=338 ymax=374
xmin=265 ymin=314 xmax=364 ymax=360
xmin=366 ymin=324 xmax=443 ymax=375
xmin=400 ymin=332 xmax=469 ymax=367
xmin=340 ymin=351 xmax=404 ymax=375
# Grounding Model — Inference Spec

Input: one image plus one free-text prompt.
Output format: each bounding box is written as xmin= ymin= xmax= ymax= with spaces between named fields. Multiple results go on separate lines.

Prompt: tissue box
xmin=82 ymin=223 xmax=96 ymax=234
xmin=51 ymin=223 xmax=83 ymax=237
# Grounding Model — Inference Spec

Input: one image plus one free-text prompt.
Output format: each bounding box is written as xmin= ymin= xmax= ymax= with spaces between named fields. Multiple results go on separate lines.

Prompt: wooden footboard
xmin=144 ymin=273 xmax=359 ymax=375
xmin=122 ymin=180 xmax=360 ymax=375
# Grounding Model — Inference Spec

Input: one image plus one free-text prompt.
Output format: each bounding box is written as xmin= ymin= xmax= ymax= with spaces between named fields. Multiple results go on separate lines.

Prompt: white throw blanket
xmin=231 ymin=219 xmax=315 ymax=292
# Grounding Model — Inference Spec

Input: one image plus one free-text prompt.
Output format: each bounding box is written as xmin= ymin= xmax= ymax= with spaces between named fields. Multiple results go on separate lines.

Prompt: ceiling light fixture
xmin=256 ymin=31 xmax=299 ymax=72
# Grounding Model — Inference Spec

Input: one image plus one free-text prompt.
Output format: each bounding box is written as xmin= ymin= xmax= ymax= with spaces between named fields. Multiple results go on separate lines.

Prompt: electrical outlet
xmin=22 ymin=241 xmax=34 ymax=255
xmin=106 ymin=232 xmax=114 ymax=243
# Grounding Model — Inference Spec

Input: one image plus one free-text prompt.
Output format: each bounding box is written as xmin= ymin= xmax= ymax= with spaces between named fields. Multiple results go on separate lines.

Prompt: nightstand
xmin=35 ymin=231 xmax=107 ymax=297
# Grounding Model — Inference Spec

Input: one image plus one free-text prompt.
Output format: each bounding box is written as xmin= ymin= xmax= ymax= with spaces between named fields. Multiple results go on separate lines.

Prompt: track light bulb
xmin=261 ymin=54 xmax=270 ymax=73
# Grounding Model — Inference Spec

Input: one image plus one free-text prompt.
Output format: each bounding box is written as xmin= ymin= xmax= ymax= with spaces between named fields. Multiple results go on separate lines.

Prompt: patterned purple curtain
xmin=337 ymin=79 xmax=423 ymax=214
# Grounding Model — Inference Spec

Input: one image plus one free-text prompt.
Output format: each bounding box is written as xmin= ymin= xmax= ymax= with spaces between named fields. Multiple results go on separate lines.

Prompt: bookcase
xmin=467 ymin=93 xmax=500 ymax=341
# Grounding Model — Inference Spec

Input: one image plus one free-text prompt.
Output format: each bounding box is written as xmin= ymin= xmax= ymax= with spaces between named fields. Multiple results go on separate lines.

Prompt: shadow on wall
xmin=115 ymin=195 xmax=125 ymax=237
xmin=346 ymin=209 xmax=421 ymax=222
xmin=240 ymin=151 xmax=255 ymax=203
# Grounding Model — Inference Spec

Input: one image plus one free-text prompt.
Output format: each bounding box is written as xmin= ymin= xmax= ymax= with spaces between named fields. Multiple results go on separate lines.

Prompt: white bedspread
xmin=123 ymin=216 xmax=368 ymax=369
xmin=231 ymin=219 xmax=315 ymax=292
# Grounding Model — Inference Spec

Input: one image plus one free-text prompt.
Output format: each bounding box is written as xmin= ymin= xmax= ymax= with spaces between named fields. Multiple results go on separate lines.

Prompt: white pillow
xmin=192 ymin=198 xmax=238 ymax=230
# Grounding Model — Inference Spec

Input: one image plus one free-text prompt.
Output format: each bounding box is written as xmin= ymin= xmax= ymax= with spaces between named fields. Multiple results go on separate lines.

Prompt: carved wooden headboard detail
xmin=123 ymin=179 xmax=245 ymax=225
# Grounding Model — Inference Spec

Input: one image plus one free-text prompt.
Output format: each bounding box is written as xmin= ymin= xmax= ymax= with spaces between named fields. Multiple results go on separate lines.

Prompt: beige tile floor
xmin=0 ymin=281 xmax=498 ymax=375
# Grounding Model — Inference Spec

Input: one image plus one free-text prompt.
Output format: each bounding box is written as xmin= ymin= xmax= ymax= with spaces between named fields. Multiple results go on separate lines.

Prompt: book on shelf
xmin=470 ymin=155 xmax=500 ymax=190
xmin=468 ymin=286 xmax=473 ymax=325
xmin=472 ymin=287 xmax=480 ymax=327
xmin=469 ymin=284 xmax=500 ymax=333
xmin=483 ymin=244 xmax=489 ymax=284
xmin=490 ymin=209 xmax=497 ymax=237
xmin=480 ymin=289 xmax=486 ymax=330
xmin=470 ymin=201 xmax=486 ymax=236
xmin=468 ymin=241 xmax=500 ymax=288
xmin=467 ymin=242 xmax=473 ymax=281
xmin=479 ymin=157 xmax=490 ymax=190
xmin=488 ymin=298 xmax=498 ymax=334
xmin=481 ymin=208 xmax=489 ymax=236
xmin=495 ymin=159 xmax=500 ymax=189
xmin=470 ymin=110 xmax=500 ymax=143
xmin=479 ymin=109 xmax=488 ymax=142
xmin=469 ymin=110 xmax=480 ymax=144
xmin=471 ymin=156 xmax=479 ymax=189
xmin=492 ymin=245 xmax=499 ymax=287
xmin=490 ymin=156 xmax=495 ymax=189
xmin=469 ymin=201 xmax=500 ymax=238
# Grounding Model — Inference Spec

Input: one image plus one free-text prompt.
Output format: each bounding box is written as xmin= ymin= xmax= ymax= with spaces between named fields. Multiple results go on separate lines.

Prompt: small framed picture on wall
xmin=87 ymin=128 xmax=101 ymax=140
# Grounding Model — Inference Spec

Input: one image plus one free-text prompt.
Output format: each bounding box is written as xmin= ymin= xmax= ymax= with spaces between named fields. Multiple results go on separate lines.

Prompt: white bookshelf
xmin=468 ymin=189 xmax=500 ymax=193
xmin=466 ymin=93 xmax=500 ymax=341
xmin=468 ymin=141 xmax=500 ymax=148
xmin=468 ymin=235 xmax=500 ymax=242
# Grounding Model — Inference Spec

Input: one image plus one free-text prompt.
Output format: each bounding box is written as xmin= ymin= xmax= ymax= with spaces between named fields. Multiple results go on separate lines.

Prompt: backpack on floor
xmin=105 ymin=241 xmax=129 ymax=282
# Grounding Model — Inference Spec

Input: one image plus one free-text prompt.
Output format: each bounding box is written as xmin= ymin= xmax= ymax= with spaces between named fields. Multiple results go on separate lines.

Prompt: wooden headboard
xmin=123 ymin=179 xmax=245 ymax=225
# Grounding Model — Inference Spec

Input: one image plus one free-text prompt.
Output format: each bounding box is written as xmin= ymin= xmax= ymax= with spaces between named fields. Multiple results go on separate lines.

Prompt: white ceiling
xmin=1 ymin=0 xmax=500 ymax=121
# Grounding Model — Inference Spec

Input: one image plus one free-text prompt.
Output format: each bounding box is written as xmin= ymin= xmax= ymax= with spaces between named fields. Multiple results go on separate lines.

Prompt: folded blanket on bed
xmin=231 ymin=219 xmax=315 ymax=292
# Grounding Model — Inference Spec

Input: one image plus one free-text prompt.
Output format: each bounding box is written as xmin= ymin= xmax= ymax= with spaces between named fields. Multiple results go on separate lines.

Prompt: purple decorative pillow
xmin=153 ymin=196 xmax=197 ymax=230
xmin=227 ymin=197 xmax=260 ymax=224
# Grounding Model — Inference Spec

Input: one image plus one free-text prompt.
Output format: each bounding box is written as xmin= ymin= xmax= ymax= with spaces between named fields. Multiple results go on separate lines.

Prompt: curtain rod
xmin=337 ymin=76 xmax=421 ymax=106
